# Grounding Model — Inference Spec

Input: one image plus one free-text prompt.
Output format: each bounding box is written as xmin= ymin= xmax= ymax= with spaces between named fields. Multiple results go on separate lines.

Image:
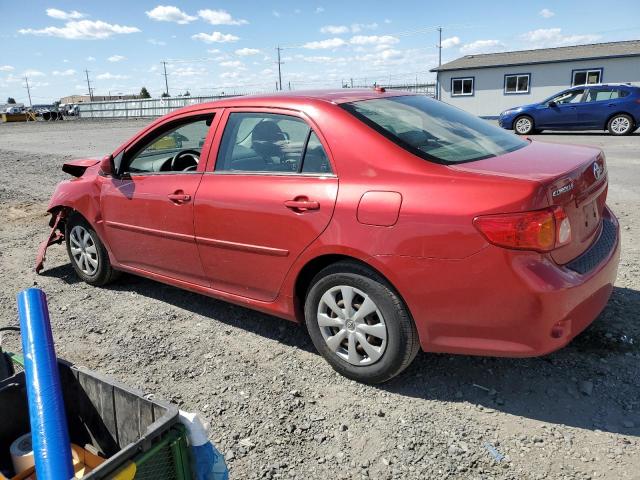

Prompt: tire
xmin=304 ymin=261 xmax=419 ymax=384
xmin=513 ymin=115 xmax=535 ymax=135
xmin=607 ymin=114 xmax=634 ymax=136
xmin=65 ymin=213 xmax=119 ymax=286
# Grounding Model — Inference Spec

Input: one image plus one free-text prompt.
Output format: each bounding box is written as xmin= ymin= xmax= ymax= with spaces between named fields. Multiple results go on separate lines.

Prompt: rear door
xmin=100 ymin=111 xmax=220 ymax=285
xmin=576 ymin=87 xmax=627 ymax=129
xmin=194 ymin=108 xmax=338 ymax=301
xmin=535 ymin=89 xmax=585 ymax=129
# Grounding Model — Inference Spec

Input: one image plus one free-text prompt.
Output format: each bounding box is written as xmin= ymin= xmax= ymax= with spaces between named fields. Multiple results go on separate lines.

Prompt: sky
xmin=1 ymin=0 xmax=639 ymax=104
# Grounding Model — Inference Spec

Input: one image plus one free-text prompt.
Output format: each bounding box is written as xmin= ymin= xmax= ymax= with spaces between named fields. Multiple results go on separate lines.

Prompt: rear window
xmin=341 ymin=95 xmax=528 ymax=164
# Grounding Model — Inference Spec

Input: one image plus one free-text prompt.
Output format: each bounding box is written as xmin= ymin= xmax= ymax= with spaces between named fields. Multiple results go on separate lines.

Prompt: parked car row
xmin=499 ymin=83 xmax=640 ymax=135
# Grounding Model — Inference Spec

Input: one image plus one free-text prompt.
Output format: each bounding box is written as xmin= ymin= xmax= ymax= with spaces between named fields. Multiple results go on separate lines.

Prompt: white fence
xmin=77 ymin=95 xmax=237 ymax=119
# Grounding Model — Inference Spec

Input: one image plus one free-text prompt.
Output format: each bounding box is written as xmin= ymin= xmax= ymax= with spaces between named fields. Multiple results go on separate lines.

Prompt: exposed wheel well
xmin=604 ymin=112 xmax=636 ymax=130
xmin=293 ymin=254 xmax=411 ymax=324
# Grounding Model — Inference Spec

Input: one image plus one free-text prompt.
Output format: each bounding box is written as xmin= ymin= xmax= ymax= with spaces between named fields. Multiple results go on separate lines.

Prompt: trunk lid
xmin=452 ymin=140 xmax=607 ymax=264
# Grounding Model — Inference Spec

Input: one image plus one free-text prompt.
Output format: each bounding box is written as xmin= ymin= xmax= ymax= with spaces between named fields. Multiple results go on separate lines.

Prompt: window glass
xmin=452 ymin=78 xmax=473 ymax=96
xmin=572 ymin=69 xmax=601 ymax=86
xmin=302 ymin=132 xmax=332 ymax=174
xmin=216 ymin=113 xmax=311 ymax=173
xmin=505 ymin=74 xmax=530 ymax=93
xmin=585 ymin=89 xmax=620 ymax=102
xmin=550 ymin=89 xmax=585 ymax=105
xmin=127 ymin=117 xmax=212 ymax=173
xmin=341 ymin=95 xmax=527 ymax=164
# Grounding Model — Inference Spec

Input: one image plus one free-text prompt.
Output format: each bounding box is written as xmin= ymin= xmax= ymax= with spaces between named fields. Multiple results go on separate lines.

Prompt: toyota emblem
xmin=593 ymin=162 xmax=604 ymax=180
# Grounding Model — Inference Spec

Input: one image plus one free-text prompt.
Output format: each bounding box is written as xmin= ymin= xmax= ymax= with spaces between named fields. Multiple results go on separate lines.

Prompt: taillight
xmin=473 ymin=207 xmax=572 ymax=252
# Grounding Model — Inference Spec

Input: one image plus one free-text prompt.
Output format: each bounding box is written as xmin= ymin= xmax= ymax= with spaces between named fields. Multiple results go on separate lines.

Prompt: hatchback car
xmin=499 ymin=83 xmax=640 ymax=135
xmin=37 ymin=90 xmax=620 ymax=384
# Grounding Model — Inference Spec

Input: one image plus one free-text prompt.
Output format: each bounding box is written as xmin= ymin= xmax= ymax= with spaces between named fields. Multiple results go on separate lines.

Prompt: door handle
xmin=284 ymin=199 xmax=320 ymax=212
xmin=168 ymin=192 xmax=191 ymax=203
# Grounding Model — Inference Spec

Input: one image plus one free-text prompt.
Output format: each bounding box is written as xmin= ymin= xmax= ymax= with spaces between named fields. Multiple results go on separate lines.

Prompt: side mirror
xmin=548 ymin=100 xmax=557 ymax=107
xmin=99 ymin=155 xmax=113 ymax=176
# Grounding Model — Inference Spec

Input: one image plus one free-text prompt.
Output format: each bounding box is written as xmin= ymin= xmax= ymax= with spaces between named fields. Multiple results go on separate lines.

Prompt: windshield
xmin=341 ymin=95 xmax=528 ymax=164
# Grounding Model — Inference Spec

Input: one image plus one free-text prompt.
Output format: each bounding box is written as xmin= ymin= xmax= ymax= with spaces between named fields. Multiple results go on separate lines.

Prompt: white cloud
xmin=272 ymin=10 xmax=281 ymax=18
xmin=0 ymin=65 xmax=14 ymax=72
xmin=96 ymin=72 xmax=129 ymax=80
xmin=520 ymin=28 xmax=601 ymax=47
xmin=320 ymin=25 xmax=349 ymax=34
xmin=220 ymin=71 xmax=241 ymax=79
xmin=148 ymin=39 xmax=167 ymax=46
xmin=235 ymin=48 xmax=260 ymax=56
xmin=192 ymin=32 xmax=239 ymax=43
xmin=46 ymin=8 xmax=85 ymax=20
xmin=108 ymin=55 xmax=125 ymax=62
xmin=460 ymin=39 xmax=504 ymax=54
xmin=86 ymin=56 xmax=96 ymax=61
xmin=539 ymin=8 xmax=555 ymax=18
xmin=350 ymin=35 xmax=399 ymax=46
xmin=384 ymin=19 xmax=392 ymax=24
xmin=24 ymin=69 xmax=45 ymax=77
xmin=441 ymin=36 xmax=460 ymax=49
xmin=52 ymin=69 xmax=76 ymax=76
xmin=19 ymin=20 xmax=140 ymax=40
xmin=198 ymin=9 xmax=247 ymax=25
xmin=303 ymin=38 xmax=346 ymax=49
xmin=315 ymin=6 xmax=325 ymax=13
xmin=220 ymin=60 xmax=243 ymax=68
xmin=350 ymin=22 xmax=378 ymax=33
xmin=145 ymin=5 xmax=196 ymax=24
xmin=207 ymin=48 xmax=221 ymax=54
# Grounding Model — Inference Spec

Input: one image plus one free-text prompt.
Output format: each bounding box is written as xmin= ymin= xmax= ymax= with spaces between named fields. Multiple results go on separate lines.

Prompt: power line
xmin=161 ymin=61 xmax=170 ymax=96
xmin=436 ymin=26 xmax=442 ymax=100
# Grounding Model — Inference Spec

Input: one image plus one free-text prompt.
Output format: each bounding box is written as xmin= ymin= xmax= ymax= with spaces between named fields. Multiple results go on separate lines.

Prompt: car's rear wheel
xmin=304 ymin=261 xmax=419 ymax=384
xmin=607 ymin=114 xmax=634 ymax=136
xmin=513 ymin=115 xmax=535 ymax=135
xmin=65 ymin=214 xmax=118 ymax=286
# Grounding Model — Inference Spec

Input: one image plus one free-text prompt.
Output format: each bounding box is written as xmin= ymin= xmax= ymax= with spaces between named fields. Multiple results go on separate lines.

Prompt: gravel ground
xmin=1 ymin=119 xmax=639 ymax=479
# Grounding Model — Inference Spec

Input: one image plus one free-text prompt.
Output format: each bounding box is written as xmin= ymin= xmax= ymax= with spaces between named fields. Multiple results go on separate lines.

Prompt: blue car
xmin=499 ymin=83 xmax=640 ymax=136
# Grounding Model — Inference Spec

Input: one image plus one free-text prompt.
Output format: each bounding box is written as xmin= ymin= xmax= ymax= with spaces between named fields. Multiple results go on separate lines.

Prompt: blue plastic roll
xmin=17 ymin=288 xmax=74 ymax=480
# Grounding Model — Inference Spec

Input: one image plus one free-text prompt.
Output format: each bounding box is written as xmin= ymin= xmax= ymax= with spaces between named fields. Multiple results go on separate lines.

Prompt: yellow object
xmin=111 ymin=461 xmax=137 ymax=480
xmin=1 ymin=113 xmax=28 ymax=123
xmin=10 ymin=444 xmax=106 ymax=480
xmin=148 ymin=135 xmax=177 ymax=150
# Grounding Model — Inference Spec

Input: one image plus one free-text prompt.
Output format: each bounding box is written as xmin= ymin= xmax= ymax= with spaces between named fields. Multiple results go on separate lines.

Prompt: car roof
xmin=571 ymin=83 xmax=637 ymax=89
xmin=173 ymin=88 xmax=414 ymax=115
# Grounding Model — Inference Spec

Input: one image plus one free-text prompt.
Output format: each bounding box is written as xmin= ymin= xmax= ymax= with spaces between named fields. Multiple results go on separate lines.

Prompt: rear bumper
xmin=376 ymin=207 xmax=620 ymax=357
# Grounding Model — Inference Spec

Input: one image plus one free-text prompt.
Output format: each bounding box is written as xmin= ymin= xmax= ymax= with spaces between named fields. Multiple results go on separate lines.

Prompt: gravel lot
xmin=1 ymin=119 xmax=639 ymax=479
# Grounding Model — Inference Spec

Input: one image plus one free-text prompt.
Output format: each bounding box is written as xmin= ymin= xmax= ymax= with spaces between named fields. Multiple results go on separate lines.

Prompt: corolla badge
xmin=552 ymin=182 xmax=574 ymax=197
xmin=593 ymin=162 xmax=604 ymax=180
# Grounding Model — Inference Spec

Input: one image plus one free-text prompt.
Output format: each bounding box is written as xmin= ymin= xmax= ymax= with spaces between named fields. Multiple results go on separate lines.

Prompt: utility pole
xmin=84 ymin=69 xmax=93 ymax=101
xmin=24 ymin=76 xmax=32 ymax=108
xmin=161 ymin=61 xmax=170 ymax=97
xmin=436 ymin=27 xmax=442 ymax=100
xmin=276 ymin=46 xmax=283 ymax=91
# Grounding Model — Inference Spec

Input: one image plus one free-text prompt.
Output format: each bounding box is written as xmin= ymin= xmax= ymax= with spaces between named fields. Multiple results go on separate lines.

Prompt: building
xmin=431 ymin=40 xmax=640 ymax=118
xmin=59 ymin=94 xmax=139 ymax=104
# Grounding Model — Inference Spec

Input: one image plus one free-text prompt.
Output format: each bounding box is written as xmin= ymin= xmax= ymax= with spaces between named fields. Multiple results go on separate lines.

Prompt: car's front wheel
xmin=65 ymin=214 xmax=119 ymax=286
xmin=304 ymin=262 xmax=419 ymax=384
xmin=513 ymin=115 xmax=535 ymax=135
xmin=607 ymin=114 xmax=634 ymax=135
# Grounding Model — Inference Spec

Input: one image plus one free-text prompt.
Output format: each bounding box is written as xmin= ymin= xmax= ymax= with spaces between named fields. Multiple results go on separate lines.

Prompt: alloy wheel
xmin=611 ymin=116 xmax=631 ymax=134
xmin=515 ymin=117 xmax=532 ymax=134
xmin=316 ymin=285 xmax=388 ymax=366
xmin=69 ymin=225 xmax=99 ymax=276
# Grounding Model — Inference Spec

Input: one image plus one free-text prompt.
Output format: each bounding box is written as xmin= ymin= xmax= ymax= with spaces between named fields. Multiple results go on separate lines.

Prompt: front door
xmin=101 ymin=112 xmax=219 ymax=285
xmin=194 ymin=109 xmax=338 ymax=301
xmin=535 ymin=88 xmax=585 ymax=129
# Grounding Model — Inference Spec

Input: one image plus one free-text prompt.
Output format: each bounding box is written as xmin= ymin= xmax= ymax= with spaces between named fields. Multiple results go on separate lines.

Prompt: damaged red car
xmin=38 ymin=90 xmax=620 ymax=384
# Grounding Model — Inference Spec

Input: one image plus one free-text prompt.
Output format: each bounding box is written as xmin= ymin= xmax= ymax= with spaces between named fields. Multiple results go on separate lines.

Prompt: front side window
xmin=572 ymin=69 xmax=602 ymax=86
xmin=504 ymin=74 xmax=530 ymax=94
xmin=127 ymin=116 xmax=213 ymax=173
xmin=451 ymin=77 xmax=474 ymax=96
xmin=549 ymin=89 xmax=585 ymax=105
xmin=341 ymin=95 xmax=528 ymax=164
xmin=215 ymin=112 xmax=332 ymax=174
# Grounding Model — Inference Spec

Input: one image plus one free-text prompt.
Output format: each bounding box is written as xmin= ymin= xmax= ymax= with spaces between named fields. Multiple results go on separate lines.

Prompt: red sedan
xmin=37 ymin=89 xmax=620 ymax=383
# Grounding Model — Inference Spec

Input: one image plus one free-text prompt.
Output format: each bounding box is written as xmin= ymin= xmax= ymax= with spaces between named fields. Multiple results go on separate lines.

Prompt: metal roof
xmin=431 ymin=40 xmax=640 ymax=72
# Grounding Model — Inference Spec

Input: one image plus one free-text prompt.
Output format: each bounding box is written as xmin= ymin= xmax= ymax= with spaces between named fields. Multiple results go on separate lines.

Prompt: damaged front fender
xmin=35 ymin=209 xmax=67 ymax=274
